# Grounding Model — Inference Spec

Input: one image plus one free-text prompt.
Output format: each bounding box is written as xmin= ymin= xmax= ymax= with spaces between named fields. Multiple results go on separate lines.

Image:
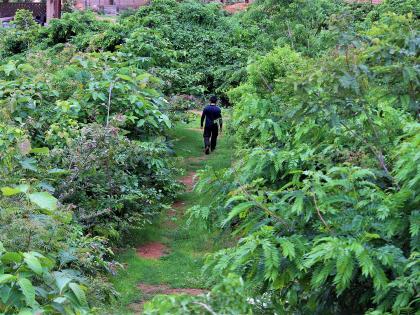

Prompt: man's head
xmin=209 ymin=95 xmax=218 ymax=104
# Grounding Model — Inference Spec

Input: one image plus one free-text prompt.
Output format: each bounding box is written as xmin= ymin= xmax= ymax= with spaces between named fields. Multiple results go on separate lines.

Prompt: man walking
xmin=200 ymin=96 xmax=223 ymax=155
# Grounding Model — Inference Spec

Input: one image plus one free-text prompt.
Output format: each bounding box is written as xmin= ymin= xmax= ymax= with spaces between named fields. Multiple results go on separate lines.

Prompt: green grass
xmin=172 ymin=110 xmax=233 ymax=170
xmin=108 ymin=112 xmax=233 ymax=314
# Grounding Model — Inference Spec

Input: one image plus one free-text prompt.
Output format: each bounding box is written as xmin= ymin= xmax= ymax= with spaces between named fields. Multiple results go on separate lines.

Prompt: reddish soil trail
xmin=138 ymin=283 xmax=207 ymax=296
xmin=224 ymin=2 xmax=250 ymax=14
xmin=133 ymin=168 xmax=208 ymax=313
xmin=136 ymin=169 xmax=200 ymax=259
xmin=171 ymin=200 xmax=186 ymax=212
xmin=136 ymin=242 xmax=168 ymax=259
xmin=180 ymin=171 xmax=198 ymax=191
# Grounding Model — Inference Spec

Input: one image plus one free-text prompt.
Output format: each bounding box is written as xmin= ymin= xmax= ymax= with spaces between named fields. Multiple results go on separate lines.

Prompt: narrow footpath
xmin=110 ymin=111 xmax=232 ymax=314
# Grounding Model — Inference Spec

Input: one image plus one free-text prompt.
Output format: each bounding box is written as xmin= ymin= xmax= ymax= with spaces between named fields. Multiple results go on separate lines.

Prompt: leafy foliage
xmin=0 ymin=10 xmax=40 ymax=57
xmin=0 ymin=242 xmax=90 ymax=314
xmin=187 ymin=3 xmax=420 ymax=315
xmin=0 ymin=5 xmax=179 ymax=313
xmin=1 ymin=0 xmax=419 ymax=313
xmin=119 ymin=0 xmax=254 ymax=95
xmin=143 ymin=274 xmax=253 ymax=315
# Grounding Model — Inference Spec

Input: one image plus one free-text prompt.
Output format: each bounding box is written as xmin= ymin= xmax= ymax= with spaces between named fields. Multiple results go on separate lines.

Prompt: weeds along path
xmin=109 ymin=111 xmax=232 ymax=314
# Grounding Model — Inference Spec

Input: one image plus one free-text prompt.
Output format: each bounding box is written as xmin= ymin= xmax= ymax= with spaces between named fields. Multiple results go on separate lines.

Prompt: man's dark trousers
xmin=204 ymin=124 xmax=219 ymax=151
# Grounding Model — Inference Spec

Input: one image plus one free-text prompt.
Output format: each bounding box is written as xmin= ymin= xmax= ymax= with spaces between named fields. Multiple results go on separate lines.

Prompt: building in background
xmin=74 ymin=0 xmax=255 ymax=14
xmin=0 ymin=0 xmax=63 ymax=24
xmin=75 ymin=0 xmax=148 ymax=13
xmin=0 ymin=0 xmax=47 ymax=25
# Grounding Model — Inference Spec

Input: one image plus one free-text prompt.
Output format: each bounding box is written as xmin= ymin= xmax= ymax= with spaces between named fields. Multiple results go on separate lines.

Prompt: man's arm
xmin=200 ymin=108 xmax=206 ymax=128
xmin=218 ymin=109 xmax=223 ymax=130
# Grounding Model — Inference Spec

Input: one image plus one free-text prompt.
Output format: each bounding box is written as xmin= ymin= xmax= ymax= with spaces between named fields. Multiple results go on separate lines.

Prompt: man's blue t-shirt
xmin=201 ymin=105 xmax=222 ymax=128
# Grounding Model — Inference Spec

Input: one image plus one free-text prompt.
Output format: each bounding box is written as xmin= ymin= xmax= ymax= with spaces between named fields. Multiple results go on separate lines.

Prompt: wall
xmin=0 ymin=2 xmax=46 ymax=20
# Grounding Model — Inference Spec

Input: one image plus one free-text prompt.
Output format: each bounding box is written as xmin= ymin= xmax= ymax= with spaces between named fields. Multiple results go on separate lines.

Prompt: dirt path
xmin=112 ymin=111 xmax=231 ymax=315
xmin=131 ymin=160 xmax=208 ymax=313
xmin=136 ymin=170 xmax=198 ymax=260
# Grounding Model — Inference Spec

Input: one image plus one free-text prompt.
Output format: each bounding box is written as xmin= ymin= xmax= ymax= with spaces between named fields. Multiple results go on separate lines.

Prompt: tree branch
xmin=311 ymin=191 xmax=330 ymax=230
xmin=239 ymin=186 xmax=290 ymax=229
xmin=106 ymin=82 xmax=114 ymax=128
xmin=192 ymin=302 xmax=217 ymax=315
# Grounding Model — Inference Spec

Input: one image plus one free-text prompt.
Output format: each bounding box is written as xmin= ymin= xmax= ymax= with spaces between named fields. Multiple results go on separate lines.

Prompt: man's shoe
xmin=205 ymin=146 xmax=210 ymax=155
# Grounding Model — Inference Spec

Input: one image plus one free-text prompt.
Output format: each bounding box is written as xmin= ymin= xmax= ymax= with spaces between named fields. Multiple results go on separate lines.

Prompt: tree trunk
xmin=46 ymin=0 xmax=61 ymax=21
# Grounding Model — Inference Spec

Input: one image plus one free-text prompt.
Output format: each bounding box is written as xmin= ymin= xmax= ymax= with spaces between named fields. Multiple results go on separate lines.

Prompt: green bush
xmin=12 ymin=9 xmax=37 ymax=30
xmin=119 ymin=0 xmax=253 ymax=95
xmin=45 ymin=11 xmax=105 ymax=46
xmin=1 ymin=1 xmax=418 ymax=314
xmin=56 ymin=123 xmax=179 ymax=240
xmin=143 ymin=274 xmax=253 ymax=315
xmin=188 ymin=8 xmax=420 ymax=315
xmin=0 ymin=242 xmax=91 ymax=314
xmin=0 ymin=8 xmax=179 ymax=312
xmin=0 ymin=10 xmax=40 ymax=57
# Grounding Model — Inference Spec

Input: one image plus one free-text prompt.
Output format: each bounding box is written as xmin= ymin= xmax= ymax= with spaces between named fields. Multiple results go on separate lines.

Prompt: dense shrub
xmin=45 ymin=11 xmax=104 ymax=45
xmin=1 ymin=0 xmax=418 ymax=313
xmin=0 ymin=242 xmax=90 ymax=314
xmin=183 ymin=3 xmax=419 ymax=315
xmin=144 ymin=274 xmax=253 ymax=314
xmin=119 ymin=0 xmax=255 ymax=94
xmin=0 ymin=9 xmax=178 ymax=312
xmin=0 ymin=10 xmax=40 ymax=57
xmin=56 ymin=123 xmax=178 ymax=240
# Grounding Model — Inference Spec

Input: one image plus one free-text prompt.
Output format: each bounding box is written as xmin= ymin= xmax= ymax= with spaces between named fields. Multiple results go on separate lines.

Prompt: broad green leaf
xmin=48 ymin=168 xmax=70 ymax=175
xmin=1 ymin=187 xmax=21 ymax=196
xmin=23 ymin=253 xmax=43 ymax=275
xmin=1 ymin=184 xmax=29 ymax=196
xmin=1 ymin=252 xmax=23 ymax=264
xmin=18 ymin=309 xmax=33 ymax=315
xmin=17 ymin=63 xmax=35 ymax=73
xmin=0 ymin=274 xmax=16 ymax=284
xmin=69 ymin=283 xmax=87 ymax=306
xmin=0 ymin=285 xmax=12 ymax=304
xmin=16 ymin=184 xmax=30 ymax=193
xmin=28 ymin=192 xmax=58 ymax=211
xmin=3 ymin=62 xmax=16 ymax=76
xmin=55 ymin=273 xmax=73 ymax=294
xmin=160 ymin=114 xmax=172 ymax=128
xmin=18 ymin=278 xmax=36 ymax=307
xmin=53 ymin=296 xmax=67 ymax=304
xmin=30 ymin=147 xmax=50 ymax=155
xmin=117 ymin=74 xmax=133 ymax=82
xmin=19 ymin=158 xmax=38 ymax=171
